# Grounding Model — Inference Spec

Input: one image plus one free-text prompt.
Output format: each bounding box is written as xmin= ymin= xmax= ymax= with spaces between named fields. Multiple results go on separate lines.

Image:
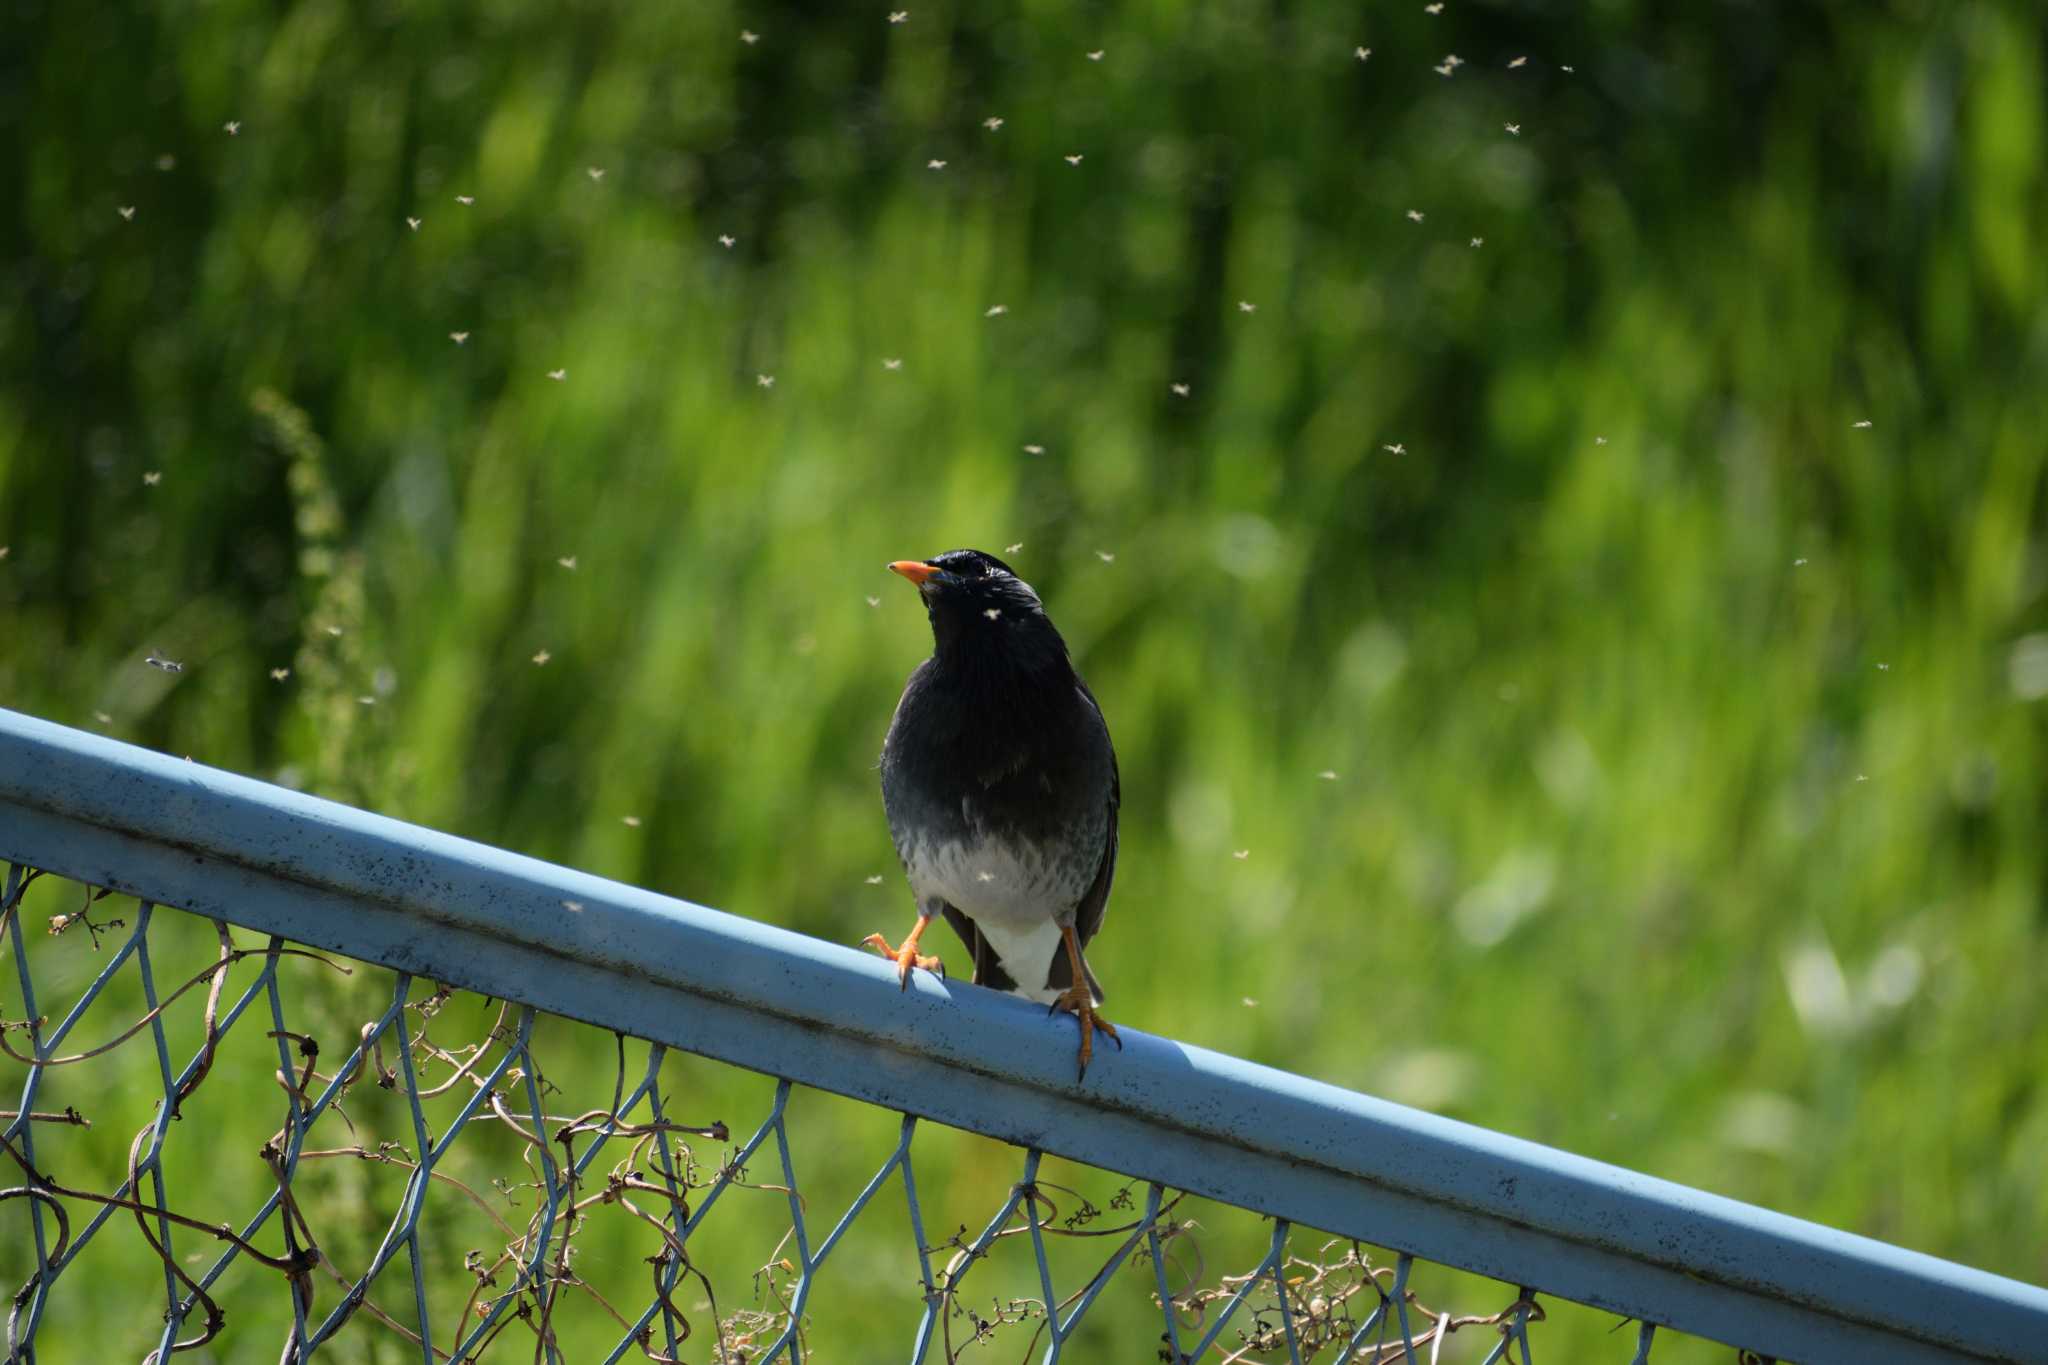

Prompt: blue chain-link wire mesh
xmin=4 ymin=858 xmax=1697 ymax=1363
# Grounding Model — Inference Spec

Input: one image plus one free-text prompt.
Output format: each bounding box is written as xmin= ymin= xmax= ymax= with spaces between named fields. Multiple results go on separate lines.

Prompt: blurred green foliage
xmin=3 ymin=0 xmax=2046 ymax=1358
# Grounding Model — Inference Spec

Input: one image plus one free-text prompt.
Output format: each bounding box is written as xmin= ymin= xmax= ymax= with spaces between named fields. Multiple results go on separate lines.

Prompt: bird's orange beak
xmin=888 ymin=560 xmax=938 ymax=585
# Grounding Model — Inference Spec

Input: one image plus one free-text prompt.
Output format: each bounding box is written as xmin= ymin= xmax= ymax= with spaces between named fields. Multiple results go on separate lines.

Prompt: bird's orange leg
xmin=1048 ymin=924 xmax=1119 ymax=1081
xmin=862 ymin=915 xmax=944 ymax=989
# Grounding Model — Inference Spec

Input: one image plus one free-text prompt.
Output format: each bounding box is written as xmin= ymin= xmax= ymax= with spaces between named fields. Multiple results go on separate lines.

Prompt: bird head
xmin=888 ymin=549 xmax=1068 ymax=668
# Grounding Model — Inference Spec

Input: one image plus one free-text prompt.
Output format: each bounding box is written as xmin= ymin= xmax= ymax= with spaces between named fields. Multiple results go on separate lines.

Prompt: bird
xmin=867 ymin=549 xmax=1122 ymax=1079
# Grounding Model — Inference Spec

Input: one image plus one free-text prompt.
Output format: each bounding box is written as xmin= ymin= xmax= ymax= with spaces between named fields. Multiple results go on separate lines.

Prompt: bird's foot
xmin=861 ymin=932 xmax=944 ymax=989
xmin=1049 ymin=987 xmax=1121 ymax=1082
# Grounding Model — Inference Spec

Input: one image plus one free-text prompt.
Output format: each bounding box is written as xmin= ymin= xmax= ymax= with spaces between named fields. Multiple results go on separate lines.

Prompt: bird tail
xmin=1082 ymin=956 xmax=1104 ymax=1007
xmin=1047 ymin=930 xmax=1105 ymax=1006
xmin=1072 ymin=947 xmax=1105 ymax=1007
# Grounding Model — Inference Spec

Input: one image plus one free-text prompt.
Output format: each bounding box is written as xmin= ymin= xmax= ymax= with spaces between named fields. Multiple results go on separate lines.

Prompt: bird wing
xmin=1043 ymin=820 xmax=1112 ymax=1004
xmin=1074 ymin=787 xmax=1117 ymax=949
xmin=1073 ymin=677 xmax=1119 ymax=948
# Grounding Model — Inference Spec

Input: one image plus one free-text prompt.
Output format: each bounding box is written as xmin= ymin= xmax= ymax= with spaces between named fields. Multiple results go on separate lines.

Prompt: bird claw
xmin=861 ymin=933 xmax=944 ymax=989
xmin=1049 ymin=987 xmax=1120 ymax=1081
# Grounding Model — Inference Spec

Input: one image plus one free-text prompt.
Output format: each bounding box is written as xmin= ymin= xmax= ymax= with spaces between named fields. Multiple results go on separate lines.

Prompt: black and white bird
xmin=865 ymin=549 xmax=1121 ymax=1078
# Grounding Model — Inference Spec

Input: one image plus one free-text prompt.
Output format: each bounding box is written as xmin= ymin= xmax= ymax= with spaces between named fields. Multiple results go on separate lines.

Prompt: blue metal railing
xmin=2 ymin=705 xmax=2045 ymax=1363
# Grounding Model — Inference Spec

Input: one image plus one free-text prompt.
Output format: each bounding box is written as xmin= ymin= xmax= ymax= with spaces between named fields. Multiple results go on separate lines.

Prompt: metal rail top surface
xmin=1 ymin=707 xmax=2043 ymax=1364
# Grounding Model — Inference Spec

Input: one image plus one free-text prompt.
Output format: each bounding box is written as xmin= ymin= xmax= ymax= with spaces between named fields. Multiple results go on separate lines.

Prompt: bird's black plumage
xmin=879 ymin=550 xmax=1119 ymax=1007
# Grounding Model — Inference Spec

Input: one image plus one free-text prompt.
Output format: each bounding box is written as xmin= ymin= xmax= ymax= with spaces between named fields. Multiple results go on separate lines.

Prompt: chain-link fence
xmin=4 ymin=709 xmax=2045 ymax=1364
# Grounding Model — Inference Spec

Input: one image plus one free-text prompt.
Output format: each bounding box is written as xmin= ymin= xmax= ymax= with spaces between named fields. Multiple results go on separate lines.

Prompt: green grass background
xmin=3 ymin=0 xmax=2046 ymax=1359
